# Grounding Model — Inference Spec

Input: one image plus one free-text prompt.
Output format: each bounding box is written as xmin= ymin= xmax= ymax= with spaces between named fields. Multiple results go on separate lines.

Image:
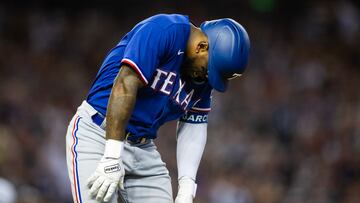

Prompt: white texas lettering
xmin=150 ymin=69 xmax=168 ymax=90
xmin=150 ymin=69 xmax=197 ymax=110
xmin=181 ymin=89 xmax=194 ymax=109
xmin=160 ymin=72 xmax=176 ymax=95
xmin=173 ymin=79 xmax=186 ymax=103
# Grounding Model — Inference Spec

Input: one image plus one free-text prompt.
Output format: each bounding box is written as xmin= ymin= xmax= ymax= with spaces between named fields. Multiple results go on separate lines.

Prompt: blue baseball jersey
xmin=87 ymin=14 xmax=212 ymax=139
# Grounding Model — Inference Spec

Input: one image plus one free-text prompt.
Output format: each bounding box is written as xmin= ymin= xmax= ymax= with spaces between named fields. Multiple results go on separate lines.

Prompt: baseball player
xmin=65 ymin=14 xmax=250 ymax=203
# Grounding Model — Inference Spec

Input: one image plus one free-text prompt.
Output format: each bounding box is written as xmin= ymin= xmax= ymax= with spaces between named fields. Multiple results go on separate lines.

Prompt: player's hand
xmin=175 ymin=177 xmax=197 ymax=203
xmin=87 ymin=139 xmax=125 ymax=202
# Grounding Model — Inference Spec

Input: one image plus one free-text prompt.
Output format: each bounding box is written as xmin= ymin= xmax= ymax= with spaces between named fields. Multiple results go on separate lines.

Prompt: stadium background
xmin=0 ymin=0 xmax=359 ymax=202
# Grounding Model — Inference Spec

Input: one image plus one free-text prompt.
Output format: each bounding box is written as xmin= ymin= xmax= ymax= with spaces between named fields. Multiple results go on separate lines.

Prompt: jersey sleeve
xmin=121 ymin=22 xmax=167 ymax=85
xmin=180 ymin=87 xmax=213 ymax=124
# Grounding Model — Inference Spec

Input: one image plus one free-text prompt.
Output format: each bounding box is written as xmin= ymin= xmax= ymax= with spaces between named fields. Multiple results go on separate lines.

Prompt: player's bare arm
xmin=106 ymin=65 xmax=144 ymax=141
xmin=86 ymin=65 xmax=144 ymax=202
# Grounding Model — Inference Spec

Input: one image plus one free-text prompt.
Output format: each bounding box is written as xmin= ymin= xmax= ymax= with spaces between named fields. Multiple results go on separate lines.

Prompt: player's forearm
xmin=106 ymin=91 xmax=136 ymax=141
xmin=106 ymin=66 xmax=143 ymax=141
xmin=175 ymin=122 xmax=207 ymax=200
xmin=176 ymin=122 xmax=207 ymax=180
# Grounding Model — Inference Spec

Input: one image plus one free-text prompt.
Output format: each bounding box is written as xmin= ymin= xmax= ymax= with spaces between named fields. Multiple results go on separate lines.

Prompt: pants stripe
xmin=71 ymin=116 xmax=82 ymax=203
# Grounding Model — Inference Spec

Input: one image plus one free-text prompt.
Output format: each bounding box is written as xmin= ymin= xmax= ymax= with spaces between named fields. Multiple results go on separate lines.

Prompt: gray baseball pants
xmin=65 ymin=101 xmax=173 ymax=203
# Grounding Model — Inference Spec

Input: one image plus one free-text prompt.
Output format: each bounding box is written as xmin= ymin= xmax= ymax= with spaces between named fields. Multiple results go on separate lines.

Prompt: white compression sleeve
xmin=176 ymin=121 xmax=207 ymax=181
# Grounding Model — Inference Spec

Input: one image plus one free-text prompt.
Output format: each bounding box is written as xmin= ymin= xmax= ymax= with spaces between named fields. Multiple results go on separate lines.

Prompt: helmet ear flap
xmin=201 ymin=18 xmax=250 ymax=92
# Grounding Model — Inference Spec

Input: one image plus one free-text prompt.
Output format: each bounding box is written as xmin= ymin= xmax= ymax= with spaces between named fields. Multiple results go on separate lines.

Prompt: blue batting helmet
xmin=200 ymin=18 xmax=250 ymax=92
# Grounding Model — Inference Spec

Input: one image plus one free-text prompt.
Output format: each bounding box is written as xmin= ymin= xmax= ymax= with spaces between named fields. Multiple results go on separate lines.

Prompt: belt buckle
xmin=125 ymin=132 xmax=147 ymax=145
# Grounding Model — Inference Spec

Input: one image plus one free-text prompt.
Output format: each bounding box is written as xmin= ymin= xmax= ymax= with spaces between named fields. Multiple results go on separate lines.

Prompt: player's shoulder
xmin=141 ymin=14 xmax=190 ymax=29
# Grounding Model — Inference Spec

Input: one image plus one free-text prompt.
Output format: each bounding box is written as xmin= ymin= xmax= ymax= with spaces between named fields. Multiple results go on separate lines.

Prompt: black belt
xmin=125 ymin=132 xmax=148 ymax=145
xmin=92 ymin=113 xmax=148 ymax=145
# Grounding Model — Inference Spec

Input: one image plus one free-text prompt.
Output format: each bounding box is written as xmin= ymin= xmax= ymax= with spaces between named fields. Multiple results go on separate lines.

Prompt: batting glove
xmin=175 ymin=176 xmax=197 ymax=203
xmin=87 ymin=139 xmax=125 ymax=202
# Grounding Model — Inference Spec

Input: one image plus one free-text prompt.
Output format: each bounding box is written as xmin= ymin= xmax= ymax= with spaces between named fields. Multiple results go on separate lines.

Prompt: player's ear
xmin=195 ymin=41 xmax=208 ymax=54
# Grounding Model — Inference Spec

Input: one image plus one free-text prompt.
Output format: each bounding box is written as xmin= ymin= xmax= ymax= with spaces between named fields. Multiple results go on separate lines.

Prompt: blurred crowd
xmin=0 ymin=0 xmax=359 ymax=203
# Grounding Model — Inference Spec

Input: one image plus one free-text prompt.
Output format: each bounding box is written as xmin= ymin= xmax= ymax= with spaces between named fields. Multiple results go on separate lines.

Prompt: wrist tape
xmin=104 ymin=139 xmax=124 ymax=159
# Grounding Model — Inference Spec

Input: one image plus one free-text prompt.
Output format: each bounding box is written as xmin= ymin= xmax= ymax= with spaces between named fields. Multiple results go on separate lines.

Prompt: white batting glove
xmin=87 ymin=139 xmax=125 ymax=202
xmin=175 ymin=176 xmax=197 ymax=203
